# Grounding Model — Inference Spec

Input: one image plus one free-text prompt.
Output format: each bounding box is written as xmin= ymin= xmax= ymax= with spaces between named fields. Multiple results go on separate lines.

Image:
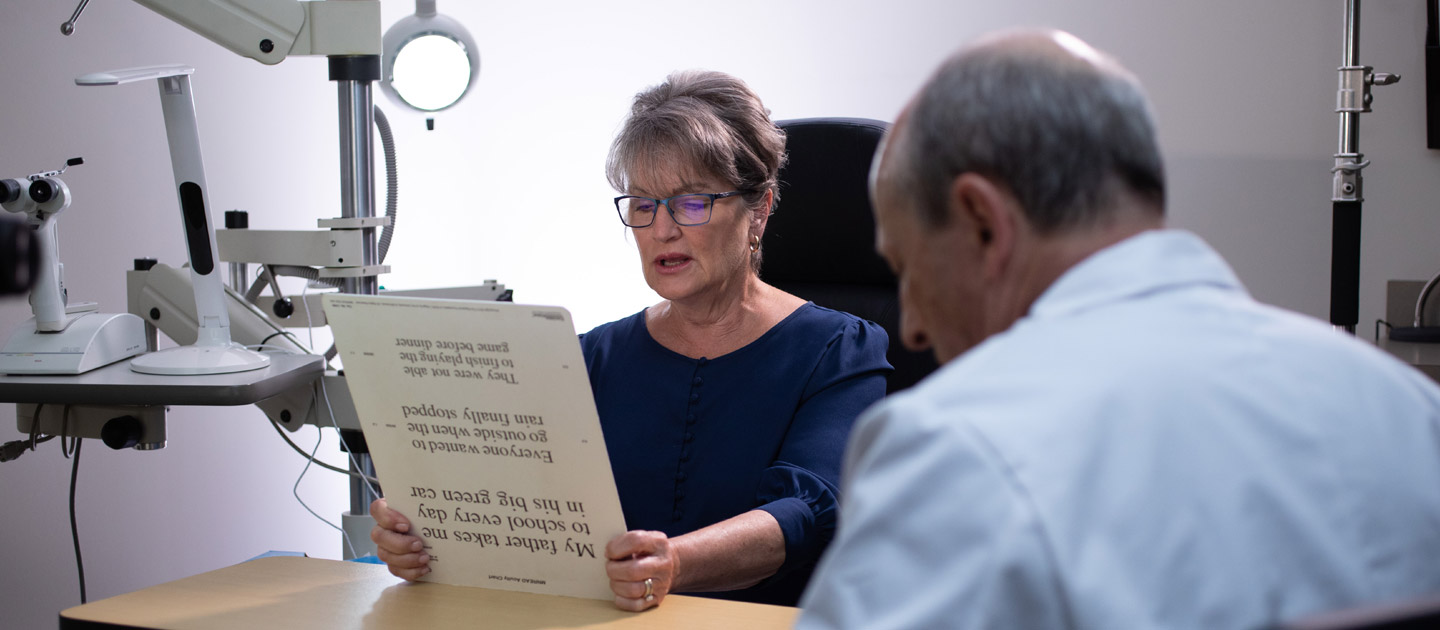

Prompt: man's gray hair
xmin=894 ymin=36 xmax=1165 ymax=232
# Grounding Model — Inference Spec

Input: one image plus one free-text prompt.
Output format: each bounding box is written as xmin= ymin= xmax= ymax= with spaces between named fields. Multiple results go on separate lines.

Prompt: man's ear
xmin=947 ymin=173 xmax=1019 ymax=281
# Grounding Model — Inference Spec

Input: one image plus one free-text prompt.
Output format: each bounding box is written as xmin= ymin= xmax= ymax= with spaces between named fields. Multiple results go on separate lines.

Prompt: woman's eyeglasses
xmin=614 ymin=191 xmax=753 ymax=228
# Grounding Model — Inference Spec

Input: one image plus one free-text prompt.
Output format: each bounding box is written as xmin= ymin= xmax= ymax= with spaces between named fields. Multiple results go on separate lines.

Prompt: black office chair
xmin=761 ymin=117 xmax=939 ymax=393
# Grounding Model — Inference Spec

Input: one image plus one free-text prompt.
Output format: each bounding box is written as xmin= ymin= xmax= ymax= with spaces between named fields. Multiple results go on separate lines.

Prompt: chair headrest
xmin=762 ymin=118 xmax=894 ymax=287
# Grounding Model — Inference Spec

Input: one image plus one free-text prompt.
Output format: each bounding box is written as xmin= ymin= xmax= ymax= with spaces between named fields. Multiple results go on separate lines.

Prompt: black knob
xmin=225 ymin=210 xmax=249 ymax=229
xmin=101 ymin=416 xmax=143 ymax=450
xmin=259 ymin=39 xmax=274 ymax=54
xmin=273 ymin=298 xmax=295 ymax=319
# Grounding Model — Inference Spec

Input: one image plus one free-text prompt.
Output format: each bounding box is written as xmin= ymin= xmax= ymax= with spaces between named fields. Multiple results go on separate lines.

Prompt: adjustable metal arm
xmin=63 ymin=0 xmax=378 ymax=64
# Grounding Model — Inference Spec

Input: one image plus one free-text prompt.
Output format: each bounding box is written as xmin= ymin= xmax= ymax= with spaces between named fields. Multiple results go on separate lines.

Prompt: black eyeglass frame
xmin=613 ymin=190 xmax=755 ymax=228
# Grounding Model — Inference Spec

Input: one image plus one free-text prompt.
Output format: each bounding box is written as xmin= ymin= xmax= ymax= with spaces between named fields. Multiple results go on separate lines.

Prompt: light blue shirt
xmin=798 ymin=230 xmax=1440 ymax=629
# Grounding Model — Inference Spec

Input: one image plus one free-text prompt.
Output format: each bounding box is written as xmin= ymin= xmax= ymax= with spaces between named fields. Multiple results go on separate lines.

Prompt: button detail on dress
xmin=692 ymin=377 xmax=703 ymax=386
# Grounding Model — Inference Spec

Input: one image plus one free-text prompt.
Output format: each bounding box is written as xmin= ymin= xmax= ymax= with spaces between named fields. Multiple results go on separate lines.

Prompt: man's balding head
xmin=871 ymin=31 xmax=1168 ymax=363
xmin=879 ymin=29 xmax=1165 ymax=234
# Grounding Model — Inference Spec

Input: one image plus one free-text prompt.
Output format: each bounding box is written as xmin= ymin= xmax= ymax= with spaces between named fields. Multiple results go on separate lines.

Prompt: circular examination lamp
xmin=381 ymin=1 xmax=479 ymax=112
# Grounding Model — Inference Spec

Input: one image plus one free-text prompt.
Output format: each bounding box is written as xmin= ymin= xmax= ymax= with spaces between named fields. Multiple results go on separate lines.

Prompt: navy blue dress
xmin=579 ymin=302 xmax=891 ymax=606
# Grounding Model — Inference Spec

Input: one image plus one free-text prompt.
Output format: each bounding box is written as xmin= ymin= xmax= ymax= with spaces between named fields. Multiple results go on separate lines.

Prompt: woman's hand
xmin=605 ymin=530 xmax=681 ymax=611
xmin=370 ymin=497 xmax=431 ymax=581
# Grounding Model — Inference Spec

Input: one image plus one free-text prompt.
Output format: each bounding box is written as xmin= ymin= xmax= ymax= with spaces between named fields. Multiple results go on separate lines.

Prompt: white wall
xmin=2 ymin=0 xmax=1436 ymax=627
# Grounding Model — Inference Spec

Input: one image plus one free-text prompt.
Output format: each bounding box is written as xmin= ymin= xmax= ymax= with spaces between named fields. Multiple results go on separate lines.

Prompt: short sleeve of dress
xmin=754 ymin=317 xmax=891 ymax=578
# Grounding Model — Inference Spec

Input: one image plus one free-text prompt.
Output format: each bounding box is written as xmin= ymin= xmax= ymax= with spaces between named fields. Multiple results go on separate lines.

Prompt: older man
xmin=796 ymin=30 xmax=1440 ymax=629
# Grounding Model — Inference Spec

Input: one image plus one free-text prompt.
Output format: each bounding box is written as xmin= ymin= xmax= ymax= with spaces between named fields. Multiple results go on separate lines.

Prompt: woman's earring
xmin=750 ymin=234 xmax=761 ymax=253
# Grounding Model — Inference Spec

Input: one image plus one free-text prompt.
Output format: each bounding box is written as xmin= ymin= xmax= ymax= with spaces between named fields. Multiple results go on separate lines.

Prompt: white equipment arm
xmin=129 ymin=0 xmax=379 ymax=64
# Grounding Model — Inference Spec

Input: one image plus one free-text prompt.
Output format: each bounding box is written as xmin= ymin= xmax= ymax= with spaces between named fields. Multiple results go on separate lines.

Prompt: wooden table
xmin=59 ymin=556 xmax=800 ymax=629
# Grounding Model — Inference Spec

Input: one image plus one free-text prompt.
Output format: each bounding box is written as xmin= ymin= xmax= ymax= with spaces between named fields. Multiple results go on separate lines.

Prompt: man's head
xmin=874 ymin=30 xmax=1167 ymax=364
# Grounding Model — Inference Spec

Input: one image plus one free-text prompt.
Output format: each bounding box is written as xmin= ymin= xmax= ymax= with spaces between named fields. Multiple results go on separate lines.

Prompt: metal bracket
xmin=1337 ymin=65 xmax=1371 ymax=112
xmin=1332 ymin=153 xmax=1369 ymax=202
xmin=317 ymin=264 xmax=390 ymax=279
xmin=1337 ymin=65 xmax=1401 ymax=114
xmin=318 ymin=216 xmax=391 ymax=229
xmin=256 ymin=371 xmax=359 ymax=433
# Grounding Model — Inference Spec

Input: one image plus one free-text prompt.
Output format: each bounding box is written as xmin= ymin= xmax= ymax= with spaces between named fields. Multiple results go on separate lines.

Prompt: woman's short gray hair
xmin=607 ymin=70 xmax=787 ymax=271
xmin=894 ymin=35 xmax=1166 ymax=233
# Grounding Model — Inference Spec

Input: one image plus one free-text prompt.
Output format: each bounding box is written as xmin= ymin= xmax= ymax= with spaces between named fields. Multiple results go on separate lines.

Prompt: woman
xmin=371 ymin=70 xmax=891 ymax=609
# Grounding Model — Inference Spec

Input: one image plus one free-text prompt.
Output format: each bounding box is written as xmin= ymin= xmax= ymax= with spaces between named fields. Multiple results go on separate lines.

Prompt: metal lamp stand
xmin=1330 ymin=0 xmax=1400 ymax=335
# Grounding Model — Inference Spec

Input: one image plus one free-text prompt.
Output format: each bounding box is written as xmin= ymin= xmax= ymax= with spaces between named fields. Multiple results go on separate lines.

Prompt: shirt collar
xmin=1027 ymin=229 xmax=1248 ymax=321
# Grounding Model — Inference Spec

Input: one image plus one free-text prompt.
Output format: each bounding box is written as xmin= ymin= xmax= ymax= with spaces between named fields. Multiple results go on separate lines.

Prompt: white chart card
xmin=323 ymin=294 xmax=625 ymax=600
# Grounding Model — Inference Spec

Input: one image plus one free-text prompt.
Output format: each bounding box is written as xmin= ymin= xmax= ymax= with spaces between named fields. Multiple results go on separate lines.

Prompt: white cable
xmin=269 ymin=406 xmax=379 ymax=484
xmin=292 ymin=421 xmax=359 ymax=560
xmin=245 ymin=280 xmax=372 ymax=557
xmin=300 ymin=279 xmax=383 ymax=499
xmin=319 ymin=375 xmax=383 ymax=499
xmin=293 ymin=278 xmax=384 ymax=564
xmin=302 ymin=281 xmax=317 ymax=352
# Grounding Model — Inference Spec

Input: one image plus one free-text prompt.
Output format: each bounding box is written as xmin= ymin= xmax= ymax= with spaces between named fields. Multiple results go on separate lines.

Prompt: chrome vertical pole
xmin=1331 ymin=0 xmax=1364 ymax=335
xmin=330 ymin=55 xmax=382 ymax=521
xmin=1329 ymin=0 xmax=1399 ymax=335
xmin=335 ymin=67 xmax=379 ymax=297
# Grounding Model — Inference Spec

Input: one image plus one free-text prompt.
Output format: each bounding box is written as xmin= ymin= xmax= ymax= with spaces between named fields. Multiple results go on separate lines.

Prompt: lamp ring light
xmin=381 ymin=0 xmax=479 ymax=113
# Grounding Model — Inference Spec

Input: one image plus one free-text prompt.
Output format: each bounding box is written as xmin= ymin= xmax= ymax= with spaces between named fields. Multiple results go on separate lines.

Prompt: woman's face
xmin=626 ymin=164 xmax=760 ymax=305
